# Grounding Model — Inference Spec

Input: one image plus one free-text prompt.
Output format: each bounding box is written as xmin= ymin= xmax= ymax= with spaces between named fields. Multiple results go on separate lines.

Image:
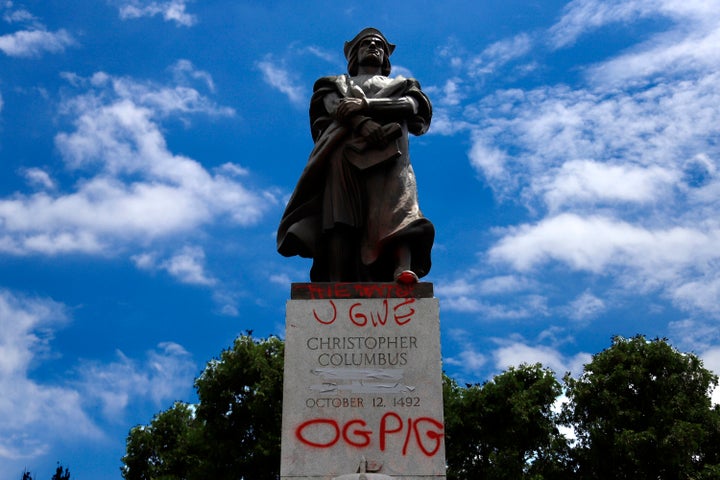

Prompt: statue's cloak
xmin=277 ymin=74 xmax=434 ymax=281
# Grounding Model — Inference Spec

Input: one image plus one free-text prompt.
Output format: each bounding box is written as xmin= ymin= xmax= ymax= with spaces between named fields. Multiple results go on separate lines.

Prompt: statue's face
xmin=357 ymin=35 xmax=385 ymax=67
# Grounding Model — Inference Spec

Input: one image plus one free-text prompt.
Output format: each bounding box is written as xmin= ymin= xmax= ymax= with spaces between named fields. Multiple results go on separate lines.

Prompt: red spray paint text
xmin=295 ymin=412 xmax=444 ymax=457
xmin=312 ymin=299 xmax=416 ymax=327
xmin=294 ymin=283 xmax=421 ymax=300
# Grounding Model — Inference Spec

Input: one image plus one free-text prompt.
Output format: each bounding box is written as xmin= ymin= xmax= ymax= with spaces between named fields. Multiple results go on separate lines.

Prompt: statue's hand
xmin=359 ymin=120 xmax=387 ymax=147
xmin=335 ymin=98 xmax=366 ymax=122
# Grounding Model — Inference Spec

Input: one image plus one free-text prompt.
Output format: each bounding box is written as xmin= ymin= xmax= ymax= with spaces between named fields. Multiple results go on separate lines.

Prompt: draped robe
xmin=277 ymin=74 xmax=434 ymax=282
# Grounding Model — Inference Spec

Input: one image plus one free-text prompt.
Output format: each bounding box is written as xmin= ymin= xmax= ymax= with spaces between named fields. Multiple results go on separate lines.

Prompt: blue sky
xmin=2 ymin=0 xmax=720 ymax=477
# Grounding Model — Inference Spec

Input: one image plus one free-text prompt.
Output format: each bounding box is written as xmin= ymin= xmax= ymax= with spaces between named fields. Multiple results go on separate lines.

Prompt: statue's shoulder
xmin=313 ymin=75 xmax=345 ymax=92
xmin=400 ymin=76 xmax=422 ymax=90
xmin=385 ymin=75 xmax=424 ymax=95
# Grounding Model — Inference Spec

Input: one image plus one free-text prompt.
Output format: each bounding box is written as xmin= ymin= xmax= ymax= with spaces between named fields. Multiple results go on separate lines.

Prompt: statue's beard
xmin=359 ymin=53 xmax=383 ymax=68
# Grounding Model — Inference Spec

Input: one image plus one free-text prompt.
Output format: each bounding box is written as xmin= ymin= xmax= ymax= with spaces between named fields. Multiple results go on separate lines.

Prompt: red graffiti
xmin=343 ymin=419 xmax=372 ymax=448
xmin=350 ymin=300 xmax=389 ymax=327
xmin=412 ymin=417 xmax=445 ymax=457
xmin=295 ymin=418 xmax=340 ymax=448
xmin=313 ymin=301 xmax=337 ymax=324
xmin=295 ymin=283 xmax=418 ymax=300
xmin=352 ymin=283 xmax=416 ymax=298
xmin=294 ymin=412 xmax=444 ymax=457
xmin=312 ymin=298 xmax=416 ymax=327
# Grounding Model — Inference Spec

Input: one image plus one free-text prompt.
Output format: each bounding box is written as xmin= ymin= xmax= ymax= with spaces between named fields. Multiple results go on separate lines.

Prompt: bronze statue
xmin=277 ymin=28 xmax=434 ymax=284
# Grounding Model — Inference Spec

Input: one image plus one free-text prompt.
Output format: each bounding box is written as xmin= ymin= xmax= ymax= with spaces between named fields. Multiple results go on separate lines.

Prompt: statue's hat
xmin=344 ymin=27 xmax=396 ymax=60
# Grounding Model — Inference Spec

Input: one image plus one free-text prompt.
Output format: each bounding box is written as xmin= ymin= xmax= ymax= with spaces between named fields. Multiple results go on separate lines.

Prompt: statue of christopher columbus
xmin=277 ymin=27 xmax=434 ymax=284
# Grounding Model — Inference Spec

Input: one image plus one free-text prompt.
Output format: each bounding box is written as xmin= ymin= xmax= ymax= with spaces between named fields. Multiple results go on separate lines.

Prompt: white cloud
xmin=162 ymin=246 xmax=216 ymax=286
xmin=673 ymin=277 xmax=720 ymax=316
xmin=700 ymin=347 xmax=720 ymax=405
xmin=0 ymin=28 xmax=74 ymax=57
xmin=434 ymin=278 xmax=476 ymax=298
xmin=0 ymin=289 xmax=197 ymax=459
xmin=436 ymin=275 xmax=547 ymax=318
xmin=84 ymin=71 xmax=234 ymax=117
xmin=0 ymin=69 xmax=272 ymax=256
xmin=489 ymin=214 xmax=720 ymax=314
xmin=565 ymin=290 xmax=606 ymax=322
xmin=461 ymin=2 xmax=720 ymax=207
xmin=117 ymin=0 xmax=197 ymax=27
xmin=469 ymin=73 xmax=720 ymax=199
xmin=212 ymin=290 xmax=239 ymax=317
xmin=444 ymin=329 xmax=488 ymax=375
xmin=3 ymin=8 xmax=37 ymax=24
xmin=537 ymin=160 xmax=677 ymax=212
xmin=426 ymin=1 xmax=720 ymax=331
xmin=131 ymin=251 xmax=157 ymax=270
xmin=666 ymin=319 xmax=720 ymax=403
xmin=468 ymin=135 xmax=510 ymax=182
xmin=216 ymin=162 xmax=250 ymax=177
xmin=132 ymin=246 xmax=216 ymax=286
xmin=426 ymin=108 xmax=472 ymax=136
xmin=303 ymin=45 xmax=337 ymax=63
xmin=390 ymin=65 xmax=414 ymax=80
xmin=0 ymin=290 xmax=101 ymax=459
xmin=490 ymin=214 xmax=714 ymax=273
xmin=257 ymin=58 xmax=305 ymax=106
xmin=587 ymin=18 xmax=720 ymax=87
xmin=171 ymin=59 xmax=215 ymax=92
xmin=668 ymin=318 xmax=720 ymax=353
xmin=437 ymin=78 xmax=464 ymax=107
xmin=478 ymin=275 xmax=536 ymax=295
xmin=492 ymin=341 xmax=590 ymax=377
xmin=76 ymin=342 xmax=196 ymax=418
xmin=444 ymin=346 xmax=487 ymax=373
xmin=22 ymin=167 xmax=55 ymax=190
xmin=269 ymin=273 xmax=291 ymax=286
xmin=469 ymin=33 xmax=533 ymax=76
xmin=549 ymin=0 xmax=657 ymax=48
xmin=549 ymin=0 xmax=720 ymax=52
xmin=553 ymin=394 xmax=578 ymax=443
xmin=442 ymin=293 xmax=548 ymax=319
xmin=450 ymin=3 xmax=720 ymax=322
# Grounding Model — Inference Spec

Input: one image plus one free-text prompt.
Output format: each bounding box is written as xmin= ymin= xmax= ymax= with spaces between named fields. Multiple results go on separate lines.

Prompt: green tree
xmin=122 ymin=333 xmax=720 ymax=479
xmin=121 ymin=334 xmax=284 ymax=480
xmin=563 ymin=335 xmax=720 ymax=479
xmin=442 ymin=373 xmax=469 ymax=479
xmin=50 ymin=464 xmax=70 ymax=480
xmin=122 ymin=402 xmax=203 ymax=479
xmin=444 ymin=363 xmax=569 ymax=480
xmin=194 ymin=334 xmax=284 ymax=480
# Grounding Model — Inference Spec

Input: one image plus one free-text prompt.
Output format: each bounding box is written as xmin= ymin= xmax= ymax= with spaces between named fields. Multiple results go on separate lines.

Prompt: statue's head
xmin=344 ymin=27 xmax=395 ymax=76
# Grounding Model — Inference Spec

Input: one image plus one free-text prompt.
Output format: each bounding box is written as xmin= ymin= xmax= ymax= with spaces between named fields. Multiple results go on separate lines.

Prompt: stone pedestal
xmin=280 ymin=283 xmax=446 ymax=480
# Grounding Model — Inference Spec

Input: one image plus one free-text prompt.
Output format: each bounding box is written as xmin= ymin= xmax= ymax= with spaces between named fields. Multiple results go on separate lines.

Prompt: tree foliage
xmin=122 ymin=333 xmax=720 ymax=479
xmin=19 ymin=463 xmax=70 ymax=480
xmin=563 ymin=335 xmax=720 ymax=480
xmin=445 ymin=364 xmax=571 ymax=480
xmin=122 ymin=402 xmax=202 ymax=479
xmin=50 ymin=464 xmax=70 ymax=480
xmin=194 ymin=334 xmax=284 ymax=479
xmin=121 ymin=334 xmax=284 ymax=480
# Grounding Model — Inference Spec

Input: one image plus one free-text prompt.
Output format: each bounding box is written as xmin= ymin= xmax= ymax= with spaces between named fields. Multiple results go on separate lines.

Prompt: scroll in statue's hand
xmin=359 ymin=120 xmax=387 ymax=147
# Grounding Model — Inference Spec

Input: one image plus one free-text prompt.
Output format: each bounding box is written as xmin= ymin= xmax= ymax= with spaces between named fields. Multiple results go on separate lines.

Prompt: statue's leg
xmin=393 ymin=243 xmax=418 ymax=284
xmin=326 ymin=225 xmax=359 ymax=282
